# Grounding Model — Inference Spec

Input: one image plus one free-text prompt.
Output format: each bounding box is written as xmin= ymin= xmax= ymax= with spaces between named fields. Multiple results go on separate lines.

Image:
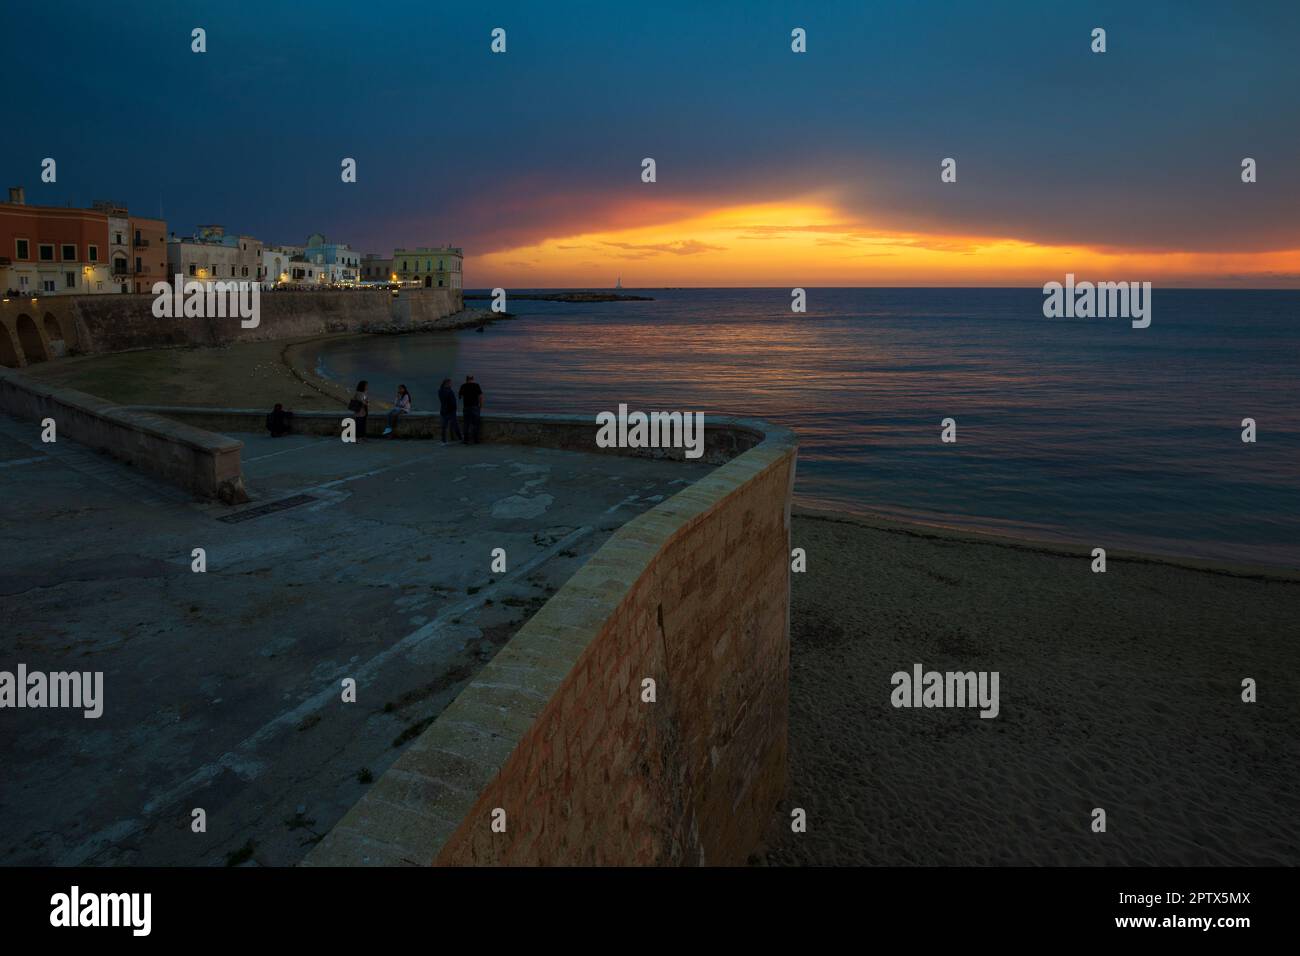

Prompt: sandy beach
xmin=23 ymin=308 xmax=496 ymax=413
xmin=762 ymin=509 xmax=1300 ymax=866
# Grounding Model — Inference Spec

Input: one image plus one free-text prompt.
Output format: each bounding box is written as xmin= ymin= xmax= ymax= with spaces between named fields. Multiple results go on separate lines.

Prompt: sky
xmin=3 ymin=0 xmax=1298 ymax=288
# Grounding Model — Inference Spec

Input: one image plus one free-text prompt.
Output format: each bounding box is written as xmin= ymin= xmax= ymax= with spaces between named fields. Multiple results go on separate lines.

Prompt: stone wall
xmin=0 ymin=385 xmax=796 ymax=862
xmin=129 ymin=407 xmax=764 ymax=465
xmin=302 ymin=416 xmax=797 ymax=866
xmin=0 ymin=368 xmax=246 ymax=501
xmin=0 ymin=287 xmax=463 ymax=362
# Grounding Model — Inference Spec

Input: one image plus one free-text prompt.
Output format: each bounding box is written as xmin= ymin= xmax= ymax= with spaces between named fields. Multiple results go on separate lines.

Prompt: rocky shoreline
xmin=464 ymin=292 xmax=653 ymax=303
xmin=360 ymin=307 xmax=512 ymax=335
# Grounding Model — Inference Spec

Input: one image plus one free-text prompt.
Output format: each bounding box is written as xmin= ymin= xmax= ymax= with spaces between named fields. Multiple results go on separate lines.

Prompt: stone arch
xmin=0 ymin=323 xmax=20 ymax=367
xmin=14 ymin=313 xmax=49 ymax=363
xmin=43 ymin=312 xmax=68 ymax=357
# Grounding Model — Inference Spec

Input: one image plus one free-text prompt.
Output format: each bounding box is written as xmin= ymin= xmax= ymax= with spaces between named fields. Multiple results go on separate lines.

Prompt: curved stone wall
xmin=299 ymin=416 xmax=798 ymax=866
xmin=0 ymin=288 xmax=462 ymax=363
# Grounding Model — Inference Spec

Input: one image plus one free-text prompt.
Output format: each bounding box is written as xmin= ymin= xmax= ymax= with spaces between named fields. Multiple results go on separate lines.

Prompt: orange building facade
xmin=1 ymin=189 xmax=110 ymax=296
xmin=1 ymin=188 xmax=166 ymax=296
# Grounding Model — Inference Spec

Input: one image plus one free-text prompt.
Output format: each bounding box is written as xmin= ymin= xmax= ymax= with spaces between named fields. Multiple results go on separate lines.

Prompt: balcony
xmin=111 ymin=265 xmax=130 ymax=277
xmin=133 ymin=238 xmax=150 ymax=248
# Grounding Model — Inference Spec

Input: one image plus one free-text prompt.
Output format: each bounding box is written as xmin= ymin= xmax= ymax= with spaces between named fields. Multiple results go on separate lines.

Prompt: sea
xmin=313 ymin=288 xmax=1300 ymax=569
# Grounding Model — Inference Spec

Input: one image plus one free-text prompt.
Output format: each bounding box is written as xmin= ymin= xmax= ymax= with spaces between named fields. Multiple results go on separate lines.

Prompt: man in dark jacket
xmin=438 ymin=378 xmax=462 ymax=444
xmin=458 ymin=375 xmax=484 ymax=444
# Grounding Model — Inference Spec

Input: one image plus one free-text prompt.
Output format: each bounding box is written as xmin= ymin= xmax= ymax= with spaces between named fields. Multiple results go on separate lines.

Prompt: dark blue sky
xmin=4 ymin=0 xmax=1297 ymax=281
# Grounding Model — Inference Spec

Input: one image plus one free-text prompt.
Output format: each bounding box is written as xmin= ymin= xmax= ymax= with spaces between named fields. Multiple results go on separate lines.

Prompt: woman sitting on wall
xmin=383 ymin=384 xmax=413 ymax=437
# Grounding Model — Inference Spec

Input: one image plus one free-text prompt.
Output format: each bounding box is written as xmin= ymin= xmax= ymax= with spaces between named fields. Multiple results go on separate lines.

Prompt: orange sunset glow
xmin=474 ymin=199 xmax=1300 ymax=288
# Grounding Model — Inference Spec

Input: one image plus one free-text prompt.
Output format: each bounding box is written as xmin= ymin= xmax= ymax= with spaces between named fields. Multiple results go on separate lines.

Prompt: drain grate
xmin=217 ymin=493 xmax=318 ymax=523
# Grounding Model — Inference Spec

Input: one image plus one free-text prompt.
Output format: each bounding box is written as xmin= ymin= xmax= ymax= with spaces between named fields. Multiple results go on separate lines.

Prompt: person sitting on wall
xmin=266 ymin=403 xmax=293 ymax=437
xmin=382 ymin=384 xmax=412 ymax=437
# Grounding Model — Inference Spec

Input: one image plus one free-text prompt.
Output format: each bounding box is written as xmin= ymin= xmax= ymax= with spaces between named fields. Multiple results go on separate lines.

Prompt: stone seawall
xmin=0 ymin=288 xmax=463 ymax=362
xmin=130 ymin=407 xmax=763 ymax=464
xmin=0 ymin=384 xmax=796 ymax=863
xmin=0 ymin=368 xmax=246 ymax=501
xmin=300 ymin=415 xmax=798 ymax=866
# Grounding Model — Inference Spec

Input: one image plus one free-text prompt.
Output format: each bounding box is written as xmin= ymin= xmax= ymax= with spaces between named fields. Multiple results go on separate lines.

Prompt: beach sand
xmin=25 ymin=336 xmax=345 ymax=410
xmin=760 ymin=509 xmax=1300 ymax=866
xmin=23 ymin=309 xmax=497 ymax=412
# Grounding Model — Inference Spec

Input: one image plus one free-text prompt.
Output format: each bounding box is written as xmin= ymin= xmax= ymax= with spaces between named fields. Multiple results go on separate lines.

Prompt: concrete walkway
xmin=0 ymin=417 xmax=712 ymax=865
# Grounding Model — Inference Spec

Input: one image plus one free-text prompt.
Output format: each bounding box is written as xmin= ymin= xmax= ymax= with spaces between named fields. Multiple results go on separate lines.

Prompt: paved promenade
xmin=0 ymin=417 xmax=711 ymax=865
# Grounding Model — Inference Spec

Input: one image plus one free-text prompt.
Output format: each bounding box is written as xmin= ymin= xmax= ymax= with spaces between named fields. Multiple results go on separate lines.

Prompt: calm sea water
xmin=315 ymin=288 xmax=1300 ymax=568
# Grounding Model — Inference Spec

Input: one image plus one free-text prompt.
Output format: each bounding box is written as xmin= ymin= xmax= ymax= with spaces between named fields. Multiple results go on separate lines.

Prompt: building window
xmin=135 ymin=257 xmax=142 ymax=271
xmin=189 ymin=264 xmax=197 ymax=276
xmin=16 ymin=238 xmax=29 ymax=259
xmin=89 ymin=245 xmax=98 ymax=262
xmin=39 ymin=244 xmax=55 ymax=261
xmin=65 ymin=272 xmax=76 ymax=288
xmin=115 ymin=233 xmax=123 ymax=244
xmin=43 ymin=279 xmax=55 ymax=292
xmin=62 ymin=244 xmax=76 ymax=261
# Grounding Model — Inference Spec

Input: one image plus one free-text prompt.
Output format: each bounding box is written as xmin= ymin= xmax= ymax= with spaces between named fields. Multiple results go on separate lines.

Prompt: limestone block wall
xmin=0 ymin=368 xmax=246 ymax=501
xmin=0 ymin=386 xmax=795 ymax=862
xmin=0 ymin=288 xmax=462 ymax=360
xmin=302 ymin=416 xmax=797 ymax=866
xmin=131 ymin=407 xmax=764 ymax=465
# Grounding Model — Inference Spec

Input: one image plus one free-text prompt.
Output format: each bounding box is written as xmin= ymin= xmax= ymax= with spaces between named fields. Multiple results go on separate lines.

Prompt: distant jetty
xmin=464 ymin=292 xmax=654 ymax=303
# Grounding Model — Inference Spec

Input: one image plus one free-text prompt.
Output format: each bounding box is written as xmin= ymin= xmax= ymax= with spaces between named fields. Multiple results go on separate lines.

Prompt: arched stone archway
xmin=43 ymin=313 xmax=68 ymax=358
xmin=14 ymin=313 xmax=49 ymax=363
xmin=0 ymin=324 xmax=20 ymax=367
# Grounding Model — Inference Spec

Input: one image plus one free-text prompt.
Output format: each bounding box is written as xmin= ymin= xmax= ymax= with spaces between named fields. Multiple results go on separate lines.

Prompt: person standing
xmin=348 ymin=380 xmax=369 ymax=441
xmin=459 ymin=374 xmax=484 ymax=445
xmin=438 ymin=378 xmax=462 ymax=444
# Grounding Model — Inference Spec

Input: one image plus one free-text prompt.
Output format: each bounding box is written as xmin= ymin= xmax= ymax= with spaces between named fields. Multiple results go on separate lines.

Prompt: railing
xmin=133 ymin=238 xmax=150 ymax=248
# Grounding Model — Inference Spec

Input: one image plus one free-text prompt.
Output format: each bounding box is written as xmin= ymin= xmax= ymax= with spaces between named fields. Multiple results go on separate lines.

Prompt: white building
xmin=167 ymin=225 xmax=265 ymax=285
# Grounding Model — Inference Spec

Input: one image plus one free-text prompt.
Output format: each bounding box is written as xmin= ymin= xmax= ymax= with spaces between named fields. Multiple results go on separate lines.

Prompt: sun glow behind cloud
xmin=471 ymin=199 xmax=1300 ymax=289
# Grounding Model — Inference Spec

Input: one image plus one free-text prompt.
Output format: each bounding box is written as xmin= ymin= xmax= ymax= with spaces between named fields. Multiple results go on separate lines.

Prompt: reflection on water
xmin=314 ymin=288 xmax=1300 ymax=567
